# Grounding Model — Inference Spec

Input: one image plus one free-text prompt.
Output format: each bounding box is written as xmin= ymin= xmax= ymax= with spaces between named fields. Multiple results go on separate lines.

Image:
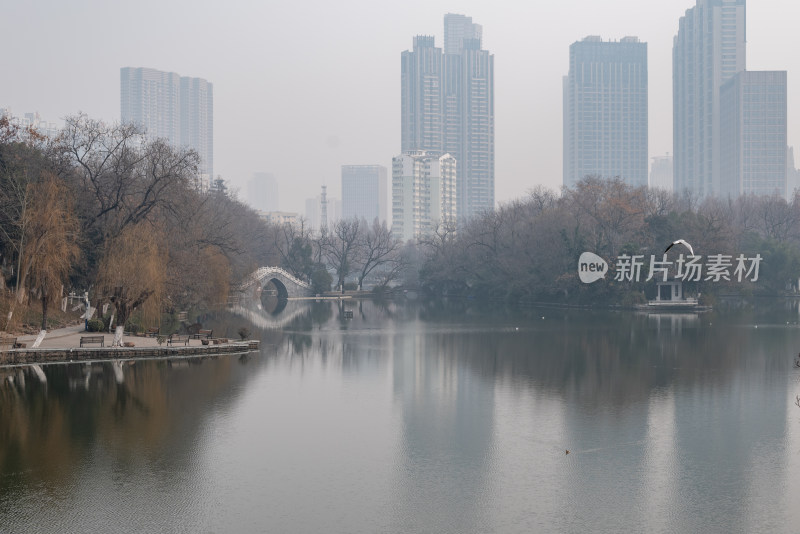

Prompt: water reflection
xmin=1 ymin=299 xmax=799 ymax=532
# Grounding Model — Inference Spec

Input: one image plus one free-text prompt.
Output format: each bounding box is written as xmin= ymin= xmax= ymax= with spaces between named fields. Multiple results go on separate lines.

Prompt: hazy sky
xmin=2 ymin=0 xmax=798 ymax=213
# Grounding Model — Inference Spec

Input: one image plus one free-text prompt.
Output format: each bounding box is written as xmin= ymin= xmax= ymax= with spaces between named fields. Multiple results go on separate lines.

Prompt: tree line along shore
xmin=2 ymin=112 xmax=798 ymax=336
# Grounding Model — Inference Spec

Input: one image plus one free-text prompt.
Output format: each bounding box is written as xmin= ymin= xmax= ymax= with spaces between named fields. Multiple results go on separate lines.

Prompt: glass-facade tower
xmin=720 ymin=71 xmax=787 ymax=198
xmin=563 ymin=36 xmax=648 ymax=188
xmin=673 ymin=0 xmax=746 ymax=198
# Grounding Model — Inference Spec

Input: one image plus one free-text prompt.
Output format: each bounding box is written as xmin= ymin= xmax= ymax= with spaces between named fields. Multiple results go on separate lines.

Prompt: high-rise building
xmin=341 ymin=165 xmax=388 ymax=224
xmin=180 ymin=76 xmax=214 ymax=186
xmin=650 ymin=155 xmax=674 ymax=191
xmin=443 ymin=13 xmax=482 ymax=55
xmin=392 ymin=151 xmax=457 ymax=242
xmin=563 ymin=36 xmax=648 ymax=188
xmin=720 ymin=71 xmax=787 ymax=198
xmin=401 ymin=36 xmax=444 ymax=155
xmin=401 ymin=14 xmax=494 ymax=222
xmin=120 ymin=68 xmax=180 ymax=143
xmin=121 ymin=67 xmax=213 ymax=189
xmin=248 ymin=172 xmax=279 ymax=212
xmin=673 ymin=0 xmax=746 ymax=198
xmin=787 ymin=148 xmax=800 ymax=199
xmin=305 ymin=196 xmax=321 ymax=231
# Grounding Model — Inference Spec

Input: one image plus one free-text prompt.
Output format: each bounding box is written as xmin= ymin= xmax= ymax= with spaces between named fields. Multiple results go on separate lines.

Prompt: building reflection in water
xmin=2 ymin=299 xmax=800 ymax=531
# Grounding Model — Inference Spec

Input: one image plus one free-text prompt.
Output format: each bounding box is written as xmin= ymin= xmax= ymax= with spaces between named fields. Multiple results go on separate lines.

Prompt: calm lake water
xmin=3 ymin=298 xmax=800 ymax=533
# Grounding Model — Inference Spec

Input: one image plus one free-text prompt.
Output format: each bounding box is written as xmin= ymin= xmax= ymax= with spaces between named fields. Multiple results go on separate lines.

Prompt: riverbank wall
xmin=0 ymin=340 xmax=259 ymax=367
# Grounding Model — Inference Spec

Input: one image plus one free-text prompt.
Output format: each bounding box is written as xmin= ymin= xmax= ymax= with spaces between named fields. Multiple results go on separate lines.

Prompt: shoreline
xmin=0 ymin=340 xmax=259 ymax=367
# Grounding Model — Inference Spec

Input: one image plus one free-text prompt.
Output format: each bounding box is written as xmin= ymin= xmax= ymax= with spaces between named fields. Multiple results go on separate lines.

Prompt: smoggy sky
xmin=2 ymin=0 xmax=798 ymax=213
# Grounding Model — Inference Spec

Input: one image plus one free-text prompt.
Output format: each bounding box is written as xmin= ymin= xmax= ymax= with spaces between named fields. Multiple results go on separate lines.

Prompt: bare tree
xmin=275 ymin=218 xmax=314 ymax=280
xmin=323 ymin=218 xmax=362 ymax=293
xmin=59 ymin=114 xmax=198 ymax=240
xmin=354 ymin=219 xmax=402 ymax=290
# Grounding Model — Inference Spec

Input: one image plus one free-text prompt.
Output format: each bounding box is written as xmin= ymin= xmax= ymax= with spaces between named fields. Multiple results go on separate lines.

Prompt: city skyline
xmin=2 ymin=0 xmax=799 ymax=213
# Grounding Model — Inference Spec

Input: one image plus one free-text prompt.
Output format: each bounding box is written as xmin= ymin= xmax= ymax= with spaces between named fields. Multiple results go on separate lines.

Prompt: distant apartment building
xmin=650 ymin=155 xmax=674 ymax=191
xmin=248 ymin=172 xmax=279 ymax=212
xmin=305 ymin=197 xmax=321 ymax=231
xmin=305 ymin=193 xmax=341 ymax=232
xmin=563 ymin=36 xmax=648 ymax=188
xmin=392 ymin=151 xmax=457 ymax=242
xmin=788 ymin=148 xmax=800 ymax=199
xmin=120 ymin=67 xmax=213 ymax=190
xmin=341 ymin=165 xmax=387 ymax=224
xmin=720 ymin=71 xmax=787 ymax=198
xmin=401 ymin=14 xmax=494 ymax=222
xmin=258 ymin=211 xmax=298 ymax=226
xmin=673 ymin=0 xmax=746 ymax=198
xmin=0 ymin=108 xmax=61 ymax=138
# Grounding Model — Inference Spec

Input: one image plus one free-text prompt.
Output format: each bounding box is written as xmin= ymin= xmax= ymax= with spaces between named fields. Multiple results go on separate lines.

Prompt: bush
xmin=238 ymin=327 xmax=251 ymax=340
xmin=125 ymin=321 xmax=141 ymax=334
xmin=311 ymin=265 xmax=332 ymax=294
xmin=86 ymin=319 xmax=105 ymax=332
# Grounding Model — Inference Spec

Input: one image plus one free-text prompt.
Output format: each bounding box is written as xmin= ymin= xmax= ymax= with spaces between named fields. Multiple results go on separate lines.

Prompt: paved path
xmin=14 ymin=326 xmax=207 ymax=349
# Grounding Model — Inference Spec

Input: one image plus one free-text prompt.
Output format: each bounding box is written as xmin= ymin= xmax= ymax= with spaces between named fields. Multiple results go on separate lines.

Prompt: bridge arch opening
xmin=260 ymin=278 xmax=289 ymax=315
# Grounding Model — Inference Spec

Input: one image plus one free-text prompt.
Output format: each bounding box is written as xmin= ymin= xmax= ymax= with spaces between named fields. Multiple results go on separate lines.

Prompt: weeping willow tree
xmin=23 ymin=174 xmax=80 ymax=330
xmin=96 ymin=222 xmax=166 ymax=343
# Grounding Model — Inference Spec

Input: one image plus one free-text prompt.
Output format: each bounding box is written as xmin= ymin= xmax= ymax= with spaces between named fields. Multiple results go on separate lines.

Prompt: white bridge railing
xmin=236 ymin=266 xmax=312 ymax=292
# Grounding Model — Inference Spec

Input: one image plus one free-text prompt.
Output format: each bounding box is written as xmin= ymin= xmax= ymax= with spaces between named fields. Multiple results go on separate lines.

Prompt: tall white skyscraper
xmin=563 ymin=36 xmax=648 ymax=188
xmin=121 ymin=67 xmax=213 ymax=189
xmin=720 ymin=71 xmax=787 ymax=198
xmin=401 ymin=36 xmax=444 ymax=155
xmin=401 ymin=14 xmax=494 ymax=223
xmin=392 ymin=151 xmax=457 ymax=242
xmin=673 ymin=0 xmax=746 ymax=198
xmin=341 ymin=165 xmax=387 ymax=224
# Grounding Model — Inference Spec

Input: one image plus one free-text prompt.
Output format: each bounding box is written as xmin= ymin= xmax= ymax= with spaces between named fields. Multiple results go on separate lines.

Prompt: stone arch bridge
xmin=235 ymin=266 xmax=313 ymax=300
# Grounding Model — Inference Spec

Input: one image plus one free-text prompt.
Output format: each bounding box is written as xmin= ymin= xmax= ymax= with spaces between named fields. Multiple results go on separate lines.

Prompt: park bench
xmin=168 ymin=334 xmax=190 ymax=346
xmin=80 ymin=336 xmax=104 ymax=348
xmin=0 ymin=336 xmax=19 ymax=349
xmin=146 ymin=327 xmax=160 ymax=337
xmin=190 ymin=329 xmax=213 ymax=340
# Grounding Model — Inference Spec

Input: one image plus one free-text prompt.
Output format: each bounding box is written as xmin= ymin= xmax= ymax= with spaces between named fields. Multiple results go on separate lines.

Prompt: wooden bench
xmin=146 ymin=327 xmax=160 ymax=337
xmin=168 ymin=334 xmax=190 ymax=346
xmin=80 ymin=336 xmax=104 ymax=348
xmin=190 ymin=329 xmax=213 ymax=340
xmin=0 ymin=336 xmax=19 ymax=349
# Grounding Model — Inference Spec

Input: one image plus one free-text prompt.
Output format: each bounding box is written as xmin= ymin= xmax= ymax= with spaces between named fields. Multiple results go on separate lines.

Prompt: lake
xmin=2 ymin=298 xmax=800 ymax=533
